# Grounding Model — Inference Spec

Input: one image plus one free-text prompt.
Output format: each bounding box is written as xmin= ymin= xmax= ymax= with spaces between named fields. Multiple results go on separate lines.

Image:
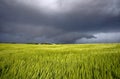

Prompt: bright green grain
xmin=0 ymin=43 xmax=120 ymax=79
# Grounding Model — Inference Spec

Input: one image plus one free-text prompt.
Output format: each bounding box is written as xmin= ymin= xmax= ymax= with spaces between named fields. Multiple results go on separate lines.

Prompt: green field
xmin=0 ymin=43 xmax=120 ymax=79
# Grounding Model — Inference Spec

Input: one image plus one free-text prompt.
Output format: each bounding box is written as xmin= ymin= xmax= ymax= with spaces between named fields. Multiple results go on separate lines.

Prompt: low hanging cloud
xmin=0 ymin=0 xmax=120 ymax=43
xmin=76 ymin=32 xmax=120 ymax=43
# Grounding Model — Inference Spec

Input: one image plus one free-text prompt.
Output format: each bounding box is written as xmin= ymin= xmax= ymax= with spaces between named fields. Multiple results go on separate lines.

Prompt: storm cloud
xmin=0 ymin=0 xmax=120 ymax=43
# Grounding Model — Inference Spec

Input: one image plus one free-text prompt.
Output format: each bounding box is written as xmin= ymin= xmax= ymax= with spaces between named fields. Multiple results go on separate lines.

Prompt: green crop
xmin=0 ymin=43 xmax=120 ymax=79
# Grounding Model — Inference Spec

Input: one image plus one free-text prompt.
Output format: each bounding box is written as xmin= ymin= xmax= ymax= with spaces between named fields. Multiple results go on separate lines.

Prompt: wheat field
xmin=0 ymin=43 xmax=120 ymax=79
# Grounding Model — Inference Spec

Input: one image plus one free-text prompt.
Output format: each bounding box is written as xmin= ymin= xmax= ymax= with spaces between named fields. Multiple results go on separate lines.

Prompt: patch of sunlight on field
xmin=0 ymin=43 xmax=120 ymax=79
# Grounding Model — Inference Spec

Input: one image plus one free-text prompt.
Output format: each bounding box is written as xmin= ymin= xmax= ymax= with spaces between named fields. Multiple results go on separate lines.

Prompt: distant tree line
xmin=0 ymin=42 xmax=56 ymax=45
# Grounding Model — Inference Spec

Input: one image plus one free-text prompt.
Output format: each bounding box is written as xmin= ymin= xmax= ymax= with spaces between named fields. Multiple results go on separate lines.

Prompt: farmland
xmin=0 ymin=43 xmax=120 ymax=79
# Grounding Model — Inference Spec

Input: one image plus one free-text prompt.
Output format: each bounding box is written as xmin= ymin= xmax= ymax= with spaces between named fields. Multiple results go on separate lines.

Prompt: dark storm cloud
xmin=0 ymin=0 xmax=120 ymax=43
xmin=53 ymin=32 xmax=96 ymax=43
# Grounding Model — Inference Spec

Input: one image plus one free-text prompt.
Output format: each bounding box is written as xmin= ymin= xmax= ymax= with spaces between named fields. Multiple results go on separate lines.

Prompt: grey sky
xmin=0 ymin=0 xmax=120 ymax=43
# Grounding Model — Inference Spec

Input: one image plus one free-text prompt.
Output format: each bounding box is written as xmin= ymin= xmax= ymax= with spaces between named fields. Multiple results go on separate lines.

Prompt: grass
xmin=0 ymin=43 xmax=120 ymax=79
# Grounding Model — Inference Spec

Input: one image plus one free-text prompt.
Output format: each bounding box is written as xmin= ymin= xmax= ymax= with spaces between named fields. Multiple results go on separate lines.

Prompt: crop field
xmin=0 ymin=43 xmax=120 ymax=79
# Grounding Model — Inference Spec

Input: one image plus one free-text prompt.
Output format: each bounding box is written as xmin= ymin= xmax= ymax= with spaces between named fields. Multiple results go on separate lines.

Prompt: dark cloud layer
xmin=0 ymin=0 xmax=120 ymax=43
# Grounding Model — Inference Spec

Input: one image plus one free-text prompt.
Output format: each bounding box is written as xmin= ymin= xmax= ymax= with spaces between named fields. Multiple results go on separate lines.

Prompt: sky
xmin=0 ymin=0 xmax=120 ymax=43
